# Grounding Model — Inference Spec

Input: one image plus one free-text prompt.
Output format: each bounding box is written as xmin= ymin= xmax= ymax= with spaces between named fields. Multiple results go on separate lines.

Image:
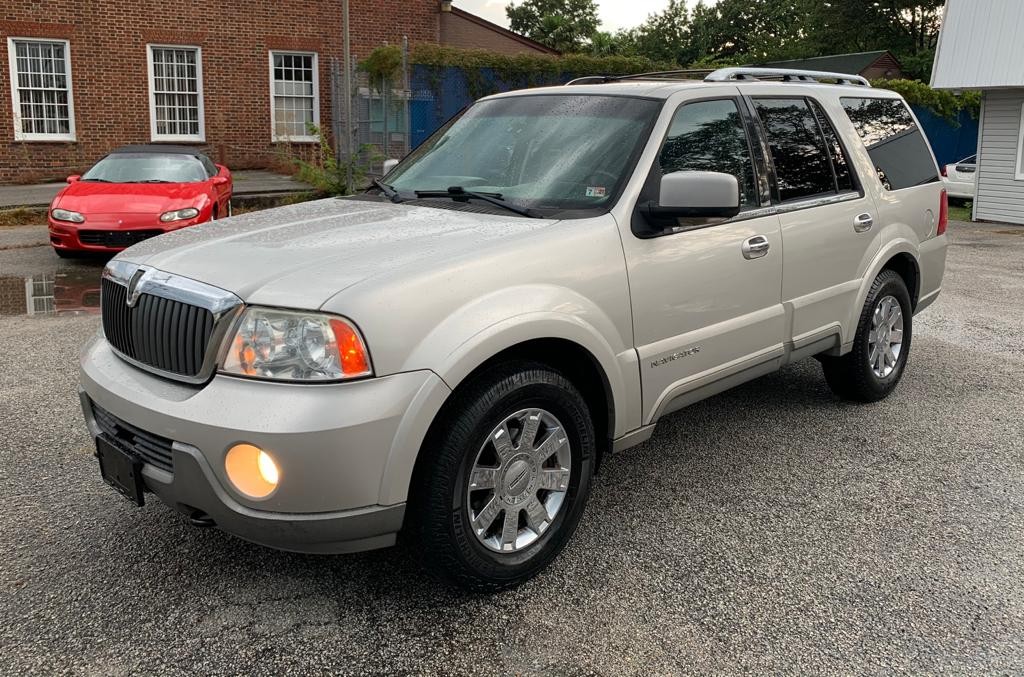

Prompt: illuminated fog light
xmin=225 ymin=444 xmax=280 ymax=498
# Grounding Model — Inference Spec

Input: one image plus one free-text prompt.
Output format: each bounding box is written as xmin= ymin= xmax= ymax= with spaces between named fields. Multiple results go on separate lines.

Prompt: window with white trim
xmin=270 ymin=52 xmax=319 ymax=141
xmin=6 ymin=38 xmax=75 ymax=140
xmin=147 ymin=45 xmax=204 ymax=141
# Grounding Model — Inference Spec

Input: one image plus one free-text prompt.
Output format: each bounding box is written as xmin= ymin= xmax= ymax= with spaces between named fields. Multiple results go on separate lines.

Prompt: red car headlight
xmin=160 ymin=208 xmax=200 ymax=223
xmin=51 ymin=208 xmax=85 ymax=223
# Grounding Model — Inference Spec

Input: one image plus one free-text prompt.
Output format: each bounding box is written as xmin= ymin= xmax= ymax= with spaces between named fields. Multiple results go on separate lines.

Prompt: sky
xmin=455 ymin=0 xmax=712 ymax=33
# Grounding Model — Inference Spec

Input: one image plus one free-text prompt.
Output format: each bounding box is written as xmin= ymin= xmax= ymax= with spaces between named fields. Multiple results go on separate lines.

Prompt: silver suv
xmin=81 ymin=68 xmax=949 ymax=590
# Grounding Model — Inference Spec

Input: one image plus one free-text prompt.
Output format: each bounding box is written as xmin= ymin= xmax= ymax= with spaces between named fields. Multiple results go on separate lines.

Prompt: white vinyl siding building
xmin=932 ymin=0 xmax=1024 ymax=225
xmin=974 ymin=91 xmax=1024 ymax=224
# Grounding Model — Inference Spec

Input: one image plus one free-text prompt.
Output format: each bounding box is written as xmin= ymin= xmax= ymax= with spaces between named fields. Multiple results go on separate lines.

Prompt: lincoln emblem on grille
xmin=126 ymin=268 xmax=147 ymax=308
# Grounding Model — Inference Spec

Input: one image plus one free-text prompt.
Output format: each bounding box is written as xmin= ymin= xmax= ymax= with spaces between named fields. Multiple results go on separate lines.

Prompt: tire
xmin=54 ymin=248 xmax=76 ymax=259
xmin=820 ymin=269 xmax=913 ymax=402
xmin=408 ymin=362 xmax=596 ymax=592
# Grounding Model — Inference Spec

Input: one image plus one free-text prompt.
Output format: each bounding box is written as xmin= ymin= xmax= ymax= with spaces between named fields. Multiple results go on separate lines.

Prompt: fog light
xmin=225 ymin=444 xmax=280 ymax=498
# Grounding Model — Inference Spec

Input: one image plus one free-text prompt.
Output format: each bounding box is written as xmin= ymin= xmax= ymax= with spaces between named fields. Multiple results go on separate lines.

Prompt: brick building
xmin=0 ymin=1 xmax=551 ymax=184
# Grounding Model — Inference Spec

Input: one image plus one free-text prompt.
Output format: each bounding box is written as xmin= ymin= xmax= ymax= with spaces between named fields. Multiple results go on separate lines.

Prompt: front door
xmin=621 ymin=97 xmax=786 ymax=424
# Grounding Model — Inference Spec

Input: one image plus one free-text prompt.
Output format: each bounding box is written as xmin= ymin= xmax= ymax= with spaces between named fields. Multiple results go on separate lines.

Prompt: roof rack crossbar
xmin=704 ymin=67 xmax=871 ymax=87
xmin=566 ymin=69 xmax=712 ymax=86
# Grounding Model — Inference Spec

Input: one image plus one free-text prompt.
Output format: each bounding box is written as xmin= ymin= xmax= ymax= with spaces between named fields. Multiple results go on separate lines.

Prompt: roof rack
xmin=704 ymin=67 xmax=871 ymax=86
xmin=566 ymin=67 xmax=870 ymax=88
xmin=566 ymin=69 xmax=712 ymax=85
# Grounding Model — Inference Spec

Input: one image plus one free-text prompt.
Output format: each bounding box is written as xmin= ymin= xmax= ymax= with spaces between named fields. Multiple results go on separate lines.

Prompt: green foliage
xmin=505 ymin=0 xmax=601 ymax=52
xmin=291 ymin=125 xmax=381 ymax=196
xmin=361 ymin=45 xmax=403 ymax=83
xmin=615 ymin=0 xmax=690 ymax=64
xmin=871 ymin=79 xmax=981 ymax=122
xmin=410 ymin=44 xmax=677 ymax=77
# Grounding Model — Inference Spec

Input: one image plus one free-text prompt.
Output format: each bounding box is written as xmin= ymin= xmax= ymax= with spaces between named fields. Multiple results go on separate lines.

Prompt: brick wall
xmin=0 ymin=1 xmax=440 ymax=183
xmin=439 ymin=8 xmax=556 ymax=56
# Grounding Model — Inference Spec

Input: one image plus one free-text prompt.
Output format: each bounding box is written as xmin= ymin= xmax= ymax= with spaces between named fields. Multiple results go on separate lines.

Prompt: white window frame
xmin=268 ymin=51 xmax=319 ymax=143
xmin=1016 ymin=101 xmax=1024 ymax=181
xmin=146 ymin=44 xmax=205 ymax=142
xmin=6 ymin=37 xmax=76 ymax=142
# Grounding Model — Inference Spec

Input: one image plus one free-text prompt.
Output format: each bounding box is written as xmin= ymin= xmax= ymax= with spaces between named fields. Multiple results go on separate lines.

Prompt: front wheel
xmin=821 ymin=270 xmax=913 ymax=402
xmin=409 ymin=363 xmax=595 ymax=592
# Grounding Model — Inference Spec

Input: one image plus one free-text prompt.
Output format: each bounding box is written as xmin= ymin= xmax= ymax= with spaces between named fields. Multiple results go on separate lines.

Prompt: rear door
xmin=745 ymin=92 xmax=879 ymax=349
xmin=621 ymin=95 xmax=786 ymax=423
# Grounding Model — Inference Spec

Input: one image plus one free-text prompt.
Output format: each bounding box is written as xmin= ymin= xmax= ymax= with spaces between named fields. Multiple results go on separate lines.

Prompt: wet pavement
xmin=0 ymin=226 xmax=107 ymax=317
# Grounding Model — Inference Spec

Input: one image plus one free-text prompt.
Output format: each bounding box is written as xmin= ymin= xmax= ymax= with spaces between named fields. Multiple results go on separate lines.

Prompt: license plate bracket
xmin=96 ymin=435 xmax=145 ymax=506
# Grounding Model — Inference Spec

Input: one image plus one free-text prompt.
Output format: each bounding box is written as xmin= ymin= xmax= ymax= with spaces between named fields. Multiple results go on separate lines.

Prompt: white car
xmin=942 ymin=154 xmax=976 ymax=200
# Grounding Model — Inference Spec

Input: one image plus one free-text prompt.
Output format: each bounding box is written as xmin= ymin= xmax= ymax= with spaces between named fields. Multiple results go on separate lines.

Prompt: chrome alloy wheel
xmin=869 ymin=294 xmax=904 ymax=378
xmin=466 ymin=408 xmax=572 ymax=553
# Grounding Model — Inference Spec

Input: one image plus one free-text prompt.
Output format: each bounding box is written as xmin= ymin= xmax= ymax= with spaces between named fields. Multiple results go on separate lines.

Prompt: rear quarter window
xmin=840 ymin=97 xmax=938 ymax=191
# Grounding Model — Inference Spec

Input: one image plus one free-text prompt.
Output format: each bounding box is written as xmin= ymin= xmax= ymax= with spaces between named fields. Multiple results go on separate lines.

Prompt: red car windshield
xmin=81 ymin=153 xmax=208 ymax=183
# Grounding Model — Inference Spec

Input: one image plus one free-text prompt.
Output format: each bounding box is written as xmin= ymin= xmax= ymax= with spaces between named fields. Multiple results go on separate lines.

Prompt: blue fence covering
xmin=912 ymin=106 xmax=979 ymax=167
xmin=409 ymin=65 xmax=979 ymax=169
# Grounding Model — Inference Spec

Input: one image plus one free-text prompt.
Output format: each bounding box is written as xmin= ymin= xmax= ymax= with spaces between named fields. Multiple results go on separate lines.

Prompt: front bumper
xmin=80 ymin=334 xmax=450 ymax=553
xmin=49 ymin=216 xmax=202 ymax=253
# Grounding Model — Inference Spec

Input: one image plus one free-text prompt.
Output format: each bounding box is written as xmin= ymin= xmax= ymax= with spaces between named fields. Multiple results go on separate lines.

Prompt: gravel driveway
xmin=1 ymin=222 xmax=1022 ymax=675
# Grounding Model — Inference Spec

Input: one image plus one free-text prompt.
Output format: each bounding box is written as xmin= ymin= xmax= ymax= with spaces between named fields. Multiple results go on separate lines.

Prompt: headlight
xmin=51 ymin=208 xmax=85 ymax=223
xmin=160 ymin=207 xmax=200 ymax=223
xmin=221 ymin=307 xmax=372 ymax=381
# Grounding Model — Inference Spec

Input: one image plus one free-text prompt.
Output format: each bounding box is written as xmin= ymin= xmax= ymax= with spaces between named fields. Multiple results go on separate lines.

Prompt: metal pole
xmin=402 ymin=35 xmax=410 ymax=158
xmin=342 ymin=0 xmax=353 ymax=193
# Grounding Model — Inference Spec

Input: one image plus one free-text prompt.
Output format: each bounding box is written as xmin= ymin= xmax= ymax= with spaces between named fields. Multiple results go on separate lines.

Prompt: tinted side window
xmin=659 ymin=99 xmax=757 ymax=209
xmin=199 ymin=155 xmax=218 ymax=178
xmin=809 ymin=100 xmax=854 ymax=192
xmin=754 ymin=98 xmax=835 ymax=202
xmin=841 ymin=97 xmax=938 ymax=191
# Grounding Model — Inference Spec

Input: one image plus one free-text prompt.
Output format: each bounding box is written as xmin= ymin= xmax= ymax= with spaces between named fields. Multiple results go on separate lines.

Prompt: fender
xmin=373 ymin=284 xmax=639 ymax=505
xmin=843 ymin=232 xmax=921 ymax=348
xmin=402 ymin=283 xmax=636 ymax=435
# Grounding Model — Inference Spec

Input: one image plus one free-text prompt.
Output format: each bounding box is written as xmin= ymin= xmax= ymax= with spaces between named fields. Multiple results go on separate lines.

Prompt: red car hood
xmin=55 ymin=181 xmax=209 ymax=214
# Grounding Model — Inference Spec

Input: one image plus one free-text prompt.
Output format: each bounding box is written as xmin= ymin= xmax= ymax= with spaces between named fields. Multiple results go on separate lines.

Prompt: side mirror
xmin=66 ymin=175 xmax=81 ymax=184
xmin=211 ymin=176 xmax=229 ymax=186
xmin=643 ymin=171 xmax=741 ymax=229
xmin=382 ymin=158 xmax=399 ymax=175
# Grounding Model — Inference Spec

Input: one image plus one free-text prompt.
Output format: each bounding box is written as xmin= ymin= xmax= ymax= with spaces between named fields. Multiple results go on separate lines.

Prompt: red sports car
xmin=48 ymin=145 xmax=232 ymax=257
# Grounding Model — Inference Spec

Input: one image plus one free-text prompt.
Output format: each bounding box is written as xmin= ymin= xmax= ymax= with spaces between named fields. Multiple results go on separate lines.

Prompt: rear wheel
xmin=409 ymin=362 xmax=595 ymax=592
xmin=821 ymin=270 xmax=912 ymax=402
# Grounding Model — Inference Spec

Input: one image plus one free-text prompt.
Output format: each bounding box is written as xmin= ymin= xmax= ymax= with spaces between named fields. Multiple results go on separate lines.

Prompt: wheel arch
xmin=845 ymin=239 xmax=921 ymax=344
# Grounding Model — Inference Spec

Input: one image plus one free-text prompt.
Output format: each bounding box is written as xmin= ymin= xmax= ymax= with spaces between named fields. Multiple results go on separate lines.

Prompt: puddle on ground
xmin=0 ymin=259 xmax=107 ymax=317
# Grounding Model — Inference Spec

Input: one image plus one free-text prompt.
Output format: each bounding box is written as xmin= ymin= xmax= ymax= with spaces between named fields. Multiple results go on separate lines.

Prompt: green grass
xmin=949 ymin=201 xmax=973 ymax=223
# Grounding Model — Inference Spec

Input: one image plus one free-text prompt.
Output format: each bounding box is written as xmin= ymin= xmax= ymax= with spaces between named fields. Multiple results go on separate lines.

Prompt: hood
xmin=116 ymin=197 xmax=558 ymax=308
xmin=55 ymin=181 xmax=209 ymax=214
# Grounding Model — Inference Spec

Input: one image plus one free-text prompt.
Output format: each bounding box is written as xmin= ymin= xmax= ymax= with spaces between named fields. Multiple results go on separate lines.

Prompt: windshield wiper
xmin=82 ymin=178 xmax=111 ymax=182
xmin=139 ymin=179 xmax=172 ymax=183
xmin=372 ymin=178 xmax=402 ymax=203
xmin=414 ymin=186 xmax=539 ymax=218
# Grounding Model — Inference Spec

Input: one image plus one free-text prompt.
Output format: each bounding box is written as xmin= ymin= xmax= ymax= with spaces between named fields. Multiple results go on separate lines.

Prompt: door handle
xmin=742 ymin=235 xmax=770 ymax=260
xmin=853 ymin=213 xmax=874 ymax=232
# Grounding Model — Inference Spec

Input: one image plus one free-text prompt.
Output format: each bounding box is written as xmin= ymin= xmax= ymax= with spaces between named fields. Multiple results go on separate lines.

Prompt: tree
xmin=622 ymin=0 xmax=690 ymax=64
xmin=506 ymin=0 xmax=601 ymax=53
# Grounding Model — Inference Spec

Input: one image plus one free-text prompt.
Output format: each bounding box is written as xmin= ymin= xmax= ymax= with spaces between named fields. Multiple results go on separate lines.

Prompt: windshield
xmin=82 ymin=153 xmax=208 ymax=183
xmin=387 ymin=95 xmax=661 ymax=213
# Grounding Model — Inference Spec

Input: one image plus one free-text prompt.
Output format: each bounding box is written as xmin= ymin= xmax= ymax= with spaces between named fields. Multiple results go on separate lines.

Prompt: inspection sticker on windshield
xmin=585 ymin=186 xmax=607 ymax=197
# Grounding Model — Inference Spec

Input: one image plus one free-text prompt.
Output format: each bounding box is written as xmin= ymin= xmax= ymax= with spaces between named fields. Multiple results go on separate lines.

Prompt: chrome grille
xmin=92 ymin=401 xmax=174 ymax=473
xmin=101 ymin=277 xmax=214 ymax=378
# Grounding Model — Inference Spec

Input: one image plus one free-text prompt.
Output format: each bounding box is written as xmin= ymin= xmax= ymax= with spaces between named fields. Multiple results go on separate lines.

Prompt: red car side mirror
xmin=66 ymin=175 xmax=81 ymax=184
xmin=212 ymin=176 xmax=229 ymax=186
